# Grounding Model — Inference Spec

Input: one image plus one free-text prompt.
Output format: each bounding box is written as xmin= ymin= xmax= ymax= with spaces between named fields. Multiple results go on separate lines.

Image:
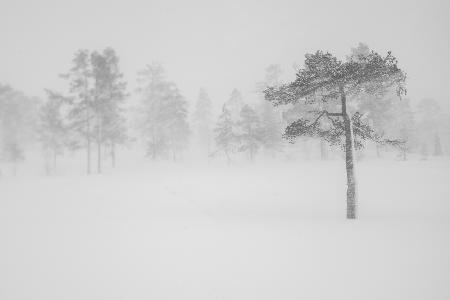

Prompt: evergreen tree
xmin=214 ymin=105 xmax=237 ymax=164
xmin=388 ymin=98 xmax=417 ymax=160
xmin=91 ymin=48 xmax=127 ymax=170
xmin=417 ymin=98 xmax=444 ymax=157
xmin=225 ymin=89 xmax=244 ymax=122
xmin=62 ymin=48 xmax=127 ymax=173
xmin=137 ymin=64 xmax=189 ymax=160
xmin=433 ymin=134 xmax=443 ymax=157
xmin=0 ymin=84 xmax=37 ymax=175
xmin=265 ymin=48 xmax=406 ymax=219
xmin=237 ymin=104 xmax=263 ymax=161
xmin=350 ymin=43 xmax=397 ymax=158
xmin=259 ymin=102 xmax=283 ymax=155
xmin=163 ymin=83 xmax=190 ymax=161
xmin=38 ymin=90 xmax=68 ymax=173
xmin=358 ymin=93 xmax=396 ymax=157
xmin=257 ymin=65 xmax=284 ymax=156
xmin=192 ymin=88 xmax=213 ymax=153
xmin=61 ymin=49 xmax=94 ymax=174
xmin=1 ymin=142 xmax=24 ymax=175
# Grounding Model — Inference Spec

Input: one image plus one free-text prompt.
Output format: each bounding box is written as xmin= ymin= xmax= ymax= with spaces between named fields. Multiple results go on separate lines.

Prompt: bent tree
xmin=265 ymin=50 xmax=406 ymax=219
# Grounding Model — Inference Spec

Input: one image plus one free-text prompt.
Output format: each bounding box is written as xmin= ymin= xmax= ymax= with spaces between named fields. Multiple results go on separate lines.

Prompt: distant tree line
xmin=0 ymin=43 xmax=449 ymax=178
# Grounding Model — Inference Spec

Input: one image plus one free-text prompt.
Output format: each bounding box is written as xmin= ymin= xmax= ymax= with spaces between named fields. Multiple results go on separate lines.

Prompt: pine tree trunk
xmin=97 ymin=115 xmax=102 ymax=174
xmin=111 ymin=142 xmax=116 ymax=168
xmin=86 ymin=117 xmax=91 ymax=175
xmin=85 ymin=80 xmax=91 ymax=175
xmin=53 ymin=149 xmax=57 ymax=171
xmin=45 ymin=158 xmax=50 ymax=175
xmin=341 ymin=88 xmax=357 ymax=219
xmin=434 ymin=133 xmax=443 ymax=156
xmin=420 ymin=143 xmax=428 ymax=160
xmin=97 ymin=141 xmax=101 ymax=173
xmin=87 ymin=138 xmax=91 ymax=174
xmin=225 ymin=150 xmax=231 ymax=165
xmin=13 ymin=160 xmax=17 ymax=176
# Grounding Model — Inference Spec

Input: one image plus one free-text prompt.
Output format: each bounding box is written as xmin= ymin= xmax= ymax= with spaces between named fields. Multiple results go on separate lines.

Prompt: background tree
xmin=265 ymin=48 xmax=406 ymax=219
xmin=387 ymin=98 xmax=417 ymax=160
xmin=257 ymin=65 xmax=284 ymax=157
xmin=91 ymin=48 xmax=127 ymax=170
xmin=38 ymin=90 xmax=68 ymax=174
xmin=259 ymin=102 xmax=284 ymax=156
xmin=225 ymin=89 xmax=244 ymax=122
xmin=137 ymin=63 xmax=190 ymax=160
xmin=0 ymin=84 xmax=38 ymax=175
xmin=61 ymin=49 xmax=94 ymax=174
xmin=351 ymin=43 xmax=398 ymax=158
xmin=358 ymin=93 xmax=396 ymax=157
xmin=192 ymin=88 xmax=213 ymax=155
xmin=416 ymin=98 xmax=445 ymax=157
xmin=213 ymin=105 xmax=237 ymax=164
xmin=1 ymin=142 xmax=24 ymax=175
xmin=90 ymin=50 xmax=107 ymax=173
xmin=163 ymin=83 xmax=190 ymax=161
xmin=237 ymin=104 xmax=263 ymax=161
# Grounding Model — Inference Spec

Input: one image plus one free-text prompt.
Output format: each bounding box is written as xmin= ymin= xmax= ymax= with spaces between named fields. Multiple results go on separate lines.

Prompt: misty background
xmin=1 ymin=0 xmax=449 ymax=110
xmin=1 ymin=1 xmax=450 ymax=300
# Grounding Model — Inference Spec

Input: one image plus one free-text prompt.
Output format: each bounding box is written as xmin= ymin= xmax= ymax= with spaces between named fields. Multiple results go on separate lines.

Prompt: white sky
xmin=1 ymin=0 xmax=449 ymax=111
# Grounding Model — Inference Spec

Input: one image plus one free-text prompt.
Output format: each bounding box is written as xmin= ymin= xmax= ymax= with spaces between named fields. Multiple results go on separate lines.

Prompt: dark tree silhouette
xmin=265 ymin=49 xmax=406 ymax=219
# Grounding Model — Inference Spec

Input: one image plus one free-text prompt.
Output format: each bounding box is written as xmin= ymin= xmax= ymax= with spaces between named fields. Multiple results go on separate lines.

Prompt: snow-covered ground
xmin=1 ymin=160 xmax=450 ymax=300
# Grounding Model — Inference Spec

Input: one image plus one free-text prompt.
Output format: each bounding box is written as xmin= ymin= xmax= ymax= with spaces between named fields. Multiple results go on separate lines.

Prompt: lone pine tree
xmin=265 ymin=49 xmax=406 ymax=219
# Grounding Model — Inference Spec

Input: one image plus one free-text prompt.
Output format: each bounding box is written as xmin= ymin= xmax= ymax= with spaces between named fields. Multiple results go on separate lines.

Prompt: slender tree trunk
xmin=434 ymin=133 xmax=443 ymax=156
xmin=13 ymin=160 xmax=17 ymax=176
xmin=225 ymin=150 xmax=231 ymax=165
xmin=97 ymin=115 xmax=102 ymax=174
xmin=420 ymin=143 xmax=428 ymax=160
xmin=97 ymin=142 xmax=101 ymax=173
xmin=87 ymin=134 xmax=91 ymax=174
xmin=111 ymin=142 xmax=116 ymax=168
xmin=85 ymin=83 xmax=91 ymax=175
xmin=45 ymin=157 xmax=50 ymax=175
xmin=376 ymin=144 xmax=381 ymax=158
xmin=151 ymin=138 xmax=156 ymax=160
xmin=53 ymin=149 xmax=57 ymax=171
xmin=341 ymin=87 xmax=357 ymax=219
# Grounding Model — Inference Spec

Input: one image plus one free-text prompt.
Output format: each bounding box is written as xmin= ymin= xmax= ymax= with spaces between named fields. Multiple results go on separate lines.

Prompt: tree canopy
xmin=264 ymin=50 xmax=407 ymax=149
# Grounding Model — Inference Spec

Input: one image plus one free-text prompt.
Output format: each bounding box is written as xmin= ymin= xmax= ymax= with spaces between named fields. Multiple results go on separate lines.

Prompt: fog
xmin=1 ymin=1 xmax=450 ymax=300
xmin=1 ymin=0 xmax=450 ymax=110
